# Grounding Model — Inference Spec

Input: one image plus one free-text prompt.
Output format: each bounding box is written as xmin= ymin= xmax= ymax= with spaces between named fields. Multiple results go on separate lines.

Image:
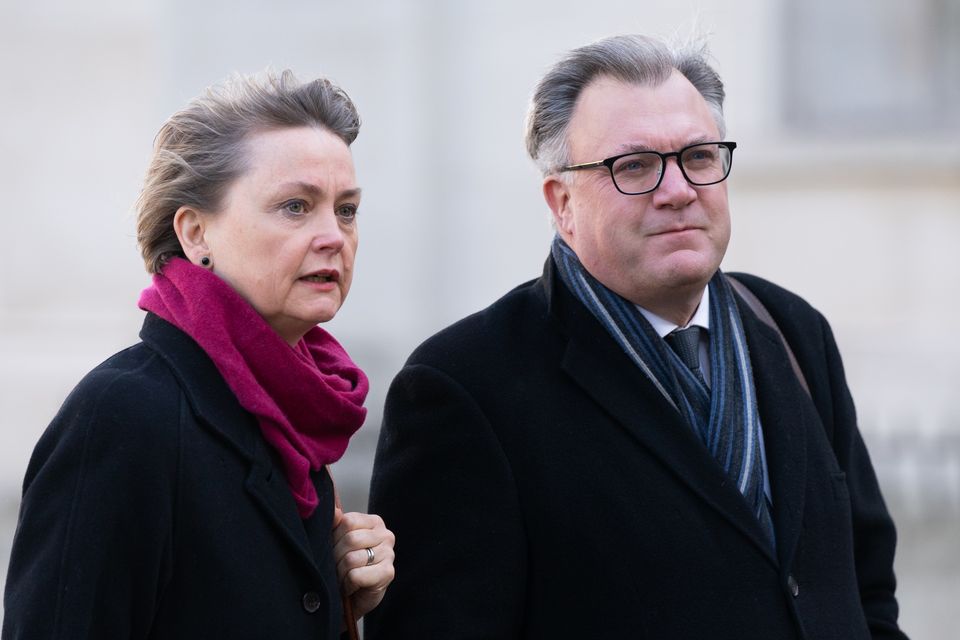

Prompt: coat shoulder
xmin=727 ymin=271 xmax=847 ymax=433
xmin=726 ymin=272 xmax=829 ymax=339
xmin=24 ymin=342 xmax=184 ymax=489
xmin=406 ymin=275 xmax=548 ymax=371
xmin=727 ymin=272 xmax=820 ymax=318
xmin=66 ymin=342 xmax=183 ymax=436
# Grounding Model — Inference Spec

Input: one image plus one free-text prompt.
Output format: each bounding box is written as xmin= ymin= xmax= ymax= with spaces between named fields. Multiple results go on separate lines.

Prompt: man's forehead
xmin=568 ymin=72 xmax=718 ymax=154
xmin=574 ymin=72 xmax=708 ymax=120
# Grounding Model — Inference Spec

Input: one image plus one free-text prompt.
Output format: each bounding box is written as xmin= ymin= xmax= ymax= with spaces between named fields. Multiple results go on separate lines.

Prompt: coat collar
xmin=139 ymin=313 xmax=324 ymax=574
xmin=543 ymin=258 xmax=811 ymax=567
xmin=140 ymin=312 xmax=258 ymax=456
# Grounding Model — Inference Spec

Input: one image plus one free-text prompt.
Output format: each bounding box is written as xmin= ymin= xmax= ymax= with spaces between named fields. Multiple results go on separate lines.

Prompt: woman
xmin=3 ymin=71 xmax=394 ymax=638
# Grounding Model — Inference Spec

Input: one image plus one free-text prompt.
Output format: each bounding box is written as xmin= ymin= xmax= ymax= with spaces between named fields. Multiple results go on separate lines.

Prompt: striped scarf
xmin=551 ymin=236 xmax=775 ymax=547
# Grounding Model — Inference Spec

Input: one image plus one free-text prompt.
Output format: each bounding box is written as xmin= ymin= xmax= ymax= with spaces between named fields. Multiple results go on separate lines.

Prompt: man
xmin=366 ymin=35 xmax=908 ymax=639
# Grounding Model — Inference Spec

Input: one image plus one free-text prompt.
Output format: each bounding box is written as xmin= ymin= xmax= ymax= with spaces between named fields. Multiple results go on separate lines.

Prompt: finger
xmin=340 ymin=548 xmax=396 ymax=596
xmin=332 ymin=511 xmax=386 ymax=546
xmin=335 ymin=537 xmax=393 ymax=583
xmin=332 ymin=526 xmax=387 ymax=562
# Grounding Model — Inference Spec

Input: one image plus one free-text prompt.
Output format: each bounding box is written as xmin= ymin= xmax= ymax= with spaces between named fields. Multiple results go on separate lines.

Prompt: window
xmin=782 ymin=0 xmax=960 ymax=135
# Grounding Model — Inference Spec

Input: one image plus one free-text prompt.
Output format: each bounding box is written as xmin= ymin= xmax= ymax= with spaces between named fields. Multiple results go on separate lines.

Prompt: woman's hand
xmin=332 ymin=508 xmax=396 ymax=620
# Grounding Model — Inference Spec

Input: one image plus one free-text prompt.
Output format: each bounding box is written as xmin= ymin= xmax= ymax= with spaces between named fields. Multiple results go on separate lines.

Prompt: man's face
xmin=545 ymin=72 xmax=731 ymax=313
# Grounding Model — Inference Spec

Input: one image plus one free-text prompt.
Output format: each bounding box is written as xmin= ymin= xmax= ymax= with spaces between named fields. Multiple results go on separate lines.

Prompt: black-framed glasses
xmin=560 ymin=141 xmax=737 ymax=195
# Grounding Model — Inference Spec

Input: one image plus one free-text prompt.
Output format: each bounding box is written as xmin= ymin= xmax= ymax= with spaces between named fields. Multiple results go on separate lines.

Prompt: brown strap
xmin=327 ymin=466 xmax=361 ymax=640
xmin=726 ymin=275 xmax=811 ymax=398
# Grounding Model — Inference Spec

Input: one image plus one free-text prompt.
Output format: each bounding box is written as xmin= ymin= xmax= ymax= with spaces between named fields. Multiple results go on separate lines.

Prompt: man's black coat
xmin=366 ymin=258 xmax=907 ymax=639
xmin=3 ymin=315 xmax=344 ymax=639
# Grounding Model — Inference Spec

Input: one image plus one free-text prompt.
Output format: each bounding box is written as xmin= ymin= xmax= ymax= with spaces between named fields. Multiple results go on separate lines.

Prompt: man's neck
xmin=637 ymin=285 xmax=710 ymax=337
xmin=636 ymin=285 xmax=708 ymax=328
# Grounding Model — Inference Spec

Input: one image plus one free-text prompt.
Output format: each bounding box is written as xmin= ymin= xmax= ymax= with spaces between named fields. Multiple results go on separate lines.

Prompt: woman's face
xmin=200 ymin=126 xmax=360 ymax=344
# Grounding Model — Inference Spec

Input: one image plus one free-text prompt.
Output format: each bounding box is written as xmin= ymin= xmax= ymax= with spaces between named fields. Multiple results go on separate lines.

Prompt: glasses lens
xmin=680 ymin=143 xmax=732 ymax=185
xmin=610 ymin=152 xmax=663 ymax=194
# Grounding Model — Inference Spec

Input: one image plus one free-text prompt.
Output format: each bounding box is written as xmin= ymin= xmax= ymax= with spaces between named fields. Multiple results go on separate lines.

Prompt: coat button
xmin=302 ymin=591 xmax=322 ymax=613
xmin=787 ymin=574 xmax=799 ymax=598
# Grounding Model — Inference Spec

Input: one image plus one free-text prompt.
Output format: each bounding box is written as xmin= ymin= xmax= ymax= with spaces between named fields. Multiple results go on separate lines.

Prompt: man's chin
xmin=661 ymin=253 xmax=720 ymax=287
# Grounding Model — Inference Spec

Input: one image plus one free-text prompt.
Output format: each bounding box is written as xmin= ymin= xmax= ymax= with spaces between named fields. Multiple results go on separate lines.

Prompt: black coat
xmin=366 ymin=259 xmax=908 ymax=640
xmin=3 ymin=314 xmax=344 ymax=639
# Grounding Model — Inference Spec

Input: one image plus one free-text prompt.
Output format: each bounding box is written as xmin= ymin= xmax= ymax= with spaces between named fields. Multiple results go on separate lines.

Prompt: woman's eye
xmin=284 ymin=200 xmax=307 ymax=215
xmin=337 ymin=204 xmax=358 ymax=222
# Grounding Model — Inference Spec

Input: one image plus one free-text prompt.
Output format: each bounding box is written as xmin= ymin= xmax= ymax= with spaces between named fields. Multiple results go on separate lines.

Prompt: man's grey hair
xmin=136 ymin=69 xmax=361 ymax=273
xmin=524 ymin=34 xmax=726 ymax=176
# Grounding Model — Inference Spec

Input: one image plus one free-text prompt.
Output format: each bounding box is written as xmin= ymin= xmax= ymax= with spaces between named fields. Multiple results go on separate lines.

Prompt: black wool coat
xmin=3 ymin=314 xmax=345 ymax=639
xmin=366 ymin=258 xmax=908 ymax=640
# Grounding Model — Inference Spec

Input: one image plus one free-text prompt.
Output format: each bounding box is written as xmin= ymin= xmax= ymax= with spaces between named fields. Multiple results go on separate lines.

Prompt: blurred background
xmin=1 ymin=0 xmax=958 ymax=636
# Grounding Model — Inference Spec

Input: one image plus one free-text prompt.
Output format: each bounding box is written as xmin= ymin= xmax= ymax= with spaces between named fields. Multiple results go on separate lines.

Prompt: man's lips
xmin=650 ymin=226 xmax=702 ymax=237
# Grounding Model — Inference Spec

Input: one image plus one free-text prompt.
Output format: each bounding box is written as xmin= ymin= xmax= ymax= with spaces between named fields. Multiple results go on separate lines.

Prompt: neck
xmin=634 ymin=285 xmax=706 ymax=327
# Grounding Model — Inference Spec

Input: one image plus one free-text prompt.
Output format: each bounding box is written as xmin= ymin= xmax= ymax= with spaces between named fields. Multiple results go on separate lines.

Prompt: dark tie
xmin=666 ymin=326 xmax=706 ymax=386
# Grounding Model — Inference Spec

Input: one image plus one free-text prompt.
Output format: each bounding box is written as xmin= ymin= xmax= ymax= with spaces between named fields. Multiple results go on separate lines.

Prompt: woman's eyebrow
xmin=271 ymin=182 xmax=362 ymax=200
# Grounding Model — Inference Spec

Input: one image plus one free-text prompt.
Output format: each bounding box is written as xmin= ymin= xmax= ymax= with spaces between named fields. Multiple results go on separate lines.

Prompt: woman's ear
xmin=543 ymin=176 xmax=575 ymax=236
xmin=172 ymin=206 xmax=210 ymax=266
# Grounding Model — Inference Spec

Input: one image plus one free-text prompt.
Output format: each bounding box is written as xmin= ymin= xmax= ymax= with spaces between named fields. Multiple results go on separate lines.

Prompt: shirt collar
xmin=635 ymin=285 xmax=711 ymax=339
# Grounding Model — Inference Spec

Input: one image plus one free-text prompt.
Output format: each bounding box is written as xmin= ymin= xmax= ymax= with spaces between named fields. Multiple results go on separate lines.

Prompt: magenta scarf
xmin=138 ymin=257 xmax=368 ymax=518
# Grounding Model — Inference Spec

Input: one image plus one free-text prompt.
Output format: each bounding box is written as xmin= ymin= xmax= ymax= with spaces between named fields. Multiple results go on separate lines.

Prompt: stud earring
xmin=200 ymin=256 xmax=211 ymax=267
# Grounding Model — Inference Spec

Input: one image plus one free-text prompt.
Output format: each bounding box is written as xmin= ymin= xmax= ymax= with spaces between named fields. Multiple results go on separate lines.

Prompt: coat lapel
xmin=244 ymin=439 xmax=324 ymax=576
xmin=735 ymin=303 xmax=815 ymax=569
xmin=139 ymin=313 xmax=322 ymax=575
xmin=545 ymin=263 xmax=778 ymax=565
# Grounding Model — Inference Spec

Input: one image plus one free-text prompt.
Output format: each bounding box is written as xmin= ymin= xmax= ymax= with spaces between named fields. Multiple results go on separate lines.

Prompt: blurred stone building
xmin=1 ymin=0 xmax=957 ymax=635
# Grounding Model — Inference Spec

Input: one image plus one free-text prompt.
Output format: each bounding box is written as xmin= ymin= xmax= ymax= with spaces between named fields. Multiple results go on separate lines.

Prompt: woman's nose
xmin=310 ymin=211 xmax=345 ymax=252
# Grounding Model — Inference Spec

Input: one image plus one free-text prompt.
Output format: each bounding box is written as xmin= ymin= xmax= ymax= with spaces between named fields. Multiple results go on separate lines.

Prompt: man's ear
xmin=543 ymin=175 xmax=574 ymax=236
xmin=172 ymin=206 xmax=210 ymax=265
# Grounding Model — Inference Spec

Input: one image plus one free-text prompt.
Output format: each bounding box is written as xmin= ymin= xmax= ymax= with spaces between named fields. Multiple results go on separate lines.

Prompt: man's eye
xmin=685 ymin=150 xmax=715 ymax=163
xmin=615 ymin=157 xmax=652 ymax=174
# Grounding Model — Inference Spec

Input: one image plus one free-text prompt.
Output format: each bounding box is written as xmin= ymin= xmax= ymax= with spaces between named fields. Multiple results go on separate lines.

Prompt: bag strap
xmin=327 ymin=466 xmax=361 ymax=640
xmin=725 ymin=275 xmax=811 ymax=398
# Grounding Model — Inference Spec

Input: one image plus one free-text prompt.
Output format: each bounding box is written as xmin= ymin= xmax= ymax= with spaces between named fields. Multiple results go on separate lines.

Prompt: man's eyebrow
xmin=610 ymin=136 xmax=715 ymax=156
xmin=612 ymin=142 xmax=656 ymax=155
xmin=682 ymin=135 xmax=713 ymax=147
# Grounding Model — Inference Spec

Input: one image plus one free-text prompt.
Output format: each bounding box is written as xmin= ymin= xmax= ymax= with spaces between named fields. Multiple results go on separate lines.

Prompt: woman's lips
xmin=300 ymin=269 xmax=340 ymax=290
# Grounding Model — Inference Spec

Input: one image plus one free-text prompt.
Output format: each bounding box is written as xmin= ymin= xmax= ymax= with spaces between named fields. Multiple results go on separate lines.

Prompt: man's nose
xmin=651 ymin=157 xmax=696 ymax=209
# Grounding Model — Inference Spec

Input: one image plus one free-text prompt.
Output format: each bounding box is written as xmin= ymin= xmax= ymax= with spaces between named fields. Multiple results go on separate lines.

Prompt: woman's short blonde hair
xmin=136 ymin=70 xmax=360 ymax=273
